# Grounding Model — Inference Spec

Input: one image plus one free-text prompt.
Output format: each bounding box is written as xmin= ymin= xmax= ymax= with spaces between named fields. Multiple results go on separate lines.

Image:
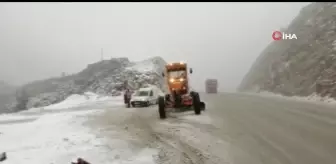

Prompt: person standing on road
xmin=124 ymin=89 xmax=132 ymax=103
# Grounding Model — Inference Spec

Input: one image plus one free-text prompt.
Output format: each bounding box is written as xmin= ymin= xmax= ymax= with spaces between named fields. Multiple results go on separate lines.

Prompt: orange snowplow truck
xmin=158 ymin=61 xmax=205 ymax=119
xmin=162 ymin=62 xmax=191 ymax=95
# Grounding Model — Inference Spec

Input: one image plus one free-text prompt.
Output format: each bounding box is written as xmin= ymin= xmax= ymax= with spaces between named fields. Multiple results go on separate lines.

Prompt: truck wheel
xmin=200 ymin=102 xmax=206 ymax=111
xmin=158 ymin=96 xmax=166 ymax=119
xmin=192 ymin=92 xmax=201 ymax=115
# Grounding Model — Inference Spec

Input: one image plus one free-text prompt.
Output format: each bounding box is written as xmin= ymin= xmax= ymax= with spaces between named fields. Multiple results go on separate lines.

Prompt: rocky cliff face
xmin=239 ymin=3 xmax=336 ymax=97
xmin=5 ymin=56 xmax=166 ymax=112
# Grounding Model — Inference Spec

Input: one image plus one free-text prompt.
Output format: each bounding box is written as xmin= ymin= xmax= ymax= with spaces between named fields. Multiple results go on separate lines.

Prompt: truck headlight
xmin=169 ymin=78 xmax=175 ymax=83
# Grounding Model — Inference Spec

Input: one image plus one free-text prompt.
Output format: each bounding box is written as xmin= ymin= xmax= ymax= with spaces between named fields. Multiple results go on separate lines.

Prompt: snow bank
xmin=0 ymin=93 xmax=123 ymax=123
xmin=0 ymin=91 xmax=158 ymax=163
xmin=126 ymin=60 xmax=155 ymax=73
xmin=0 ymin=110 xmax=106 ymax=164
xmin=44 ymin=92 xmax=122 ymax=110
xmin=0 ymin=109 xmax=157 ymax=164
xmin=0 ymin=114 xmax=38 ymax=122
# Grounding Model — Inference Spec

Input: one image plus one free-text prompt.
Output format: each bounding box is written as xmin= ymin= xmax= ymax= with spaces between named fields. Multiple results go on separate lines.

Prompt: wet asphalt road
xmin=89 ymin=92 xmax=336 ymax=164
xmin=205 ymin=93 xmax=336 ymax=164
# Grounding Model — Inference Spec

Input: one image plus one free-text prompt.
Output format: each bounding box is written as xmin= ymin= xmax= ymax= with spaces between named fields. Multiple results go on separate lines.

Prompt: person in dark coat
xmin=124 ymin=89 xmax=132 ymax=104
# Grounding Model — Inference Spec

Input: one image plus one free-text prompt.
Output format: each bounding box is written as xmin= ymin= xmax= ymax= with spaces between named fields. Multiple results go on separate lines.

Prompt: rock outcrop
xmin=239 ymin=3 xmax=336 ymax=98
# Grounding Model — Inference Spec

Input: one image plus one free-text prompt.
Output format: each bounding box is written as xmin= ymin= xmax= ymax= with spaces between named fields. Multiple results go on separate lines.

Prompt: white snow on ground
xmin=44 ymin=92 xmax=118 ymax=110
xmin=156 ymin=120 xmax=231 ymax=163
xmin=243 ymin=91 xmax=336 ymax=105
xmin=0 ymin=93 xmax=157 ymax=164
xmin=0 ymin=110 xmax=108 ymax=164
xmin=0 ymin=114 xmax=39 ymax=121
xmin=0 ymin=93 xmax=123 ymax=122
xmin=126 ymin=60 xmax=155 ymax=73
xmin=181 ymin=113 xmax=213 ymax=125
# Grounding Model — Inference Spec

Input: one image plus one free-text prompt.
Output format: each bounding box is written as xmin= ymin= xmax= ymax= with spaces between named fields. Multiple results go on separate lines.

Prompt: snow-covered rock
xmin=9 ymin=56 xmax=167 ymax=112
xmin=239 ymin=3 xmax=336 ymax=98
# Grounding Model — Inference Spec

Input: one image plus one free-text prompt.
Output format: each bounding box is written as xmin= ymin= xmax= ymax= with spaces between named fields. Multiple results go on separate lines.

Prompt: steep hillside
xmin=0 ymin=80 xmax=16 ymax=95
xmin=7 ymin=56 xmax=166 ymax=112
xmin=239 ymin=3 xmax=336 ymax=97
xmin=0 ymin=81 xmax=16 ymax=113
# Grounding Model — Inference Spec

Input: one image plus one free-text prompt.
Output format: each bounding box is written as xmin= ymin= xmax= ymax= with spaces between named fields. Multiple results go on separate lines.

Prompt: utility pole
xmin=101 ymin=48 xmax=104 ymax=61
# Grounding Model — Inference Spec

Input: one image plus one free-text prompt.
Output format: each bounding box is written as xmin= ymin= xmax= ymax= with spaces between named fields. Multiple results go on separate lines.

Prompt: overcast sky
xmin=0 ymin=2 xmax=309 ymax=91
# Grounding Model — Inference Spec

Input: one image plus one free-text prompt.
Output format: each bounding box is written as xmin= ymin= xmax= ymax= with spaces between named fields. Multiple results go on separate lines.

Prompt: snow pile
xmin=9 ymin=57 xmax=166 ymax=113
xmin=87 ymin=56 xmax=166 ymax=95
xmin=0 ymin=114 xmax=38 ymax=122
xmin=126 ymin=60 xmax=155 ymax=73
xmin=0 ymin=110 xmax=157 ymax=164
xmin=44 ymin=94 xmax=89 ymax=110
xmin=126 ymin=56 xmax=166 ymax=75
xmin=4 ymin=93 xmax=123 ymax=121
xmin=35 ymin=92 xmax=122 ymax=111
xmin=43 ymin=92 xmax=107 ymax=110
xmin=0 ymin=110 xmax=108 ymax=164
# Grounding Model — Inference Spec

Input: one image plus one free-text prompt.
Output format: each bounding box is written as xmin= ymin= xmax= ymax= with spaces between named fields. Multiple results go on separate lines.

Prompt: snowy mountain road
xmin=91 ymin=93 xmax=336 ymax=164
xmin=205 ymin=93 xmax=336 ymax=164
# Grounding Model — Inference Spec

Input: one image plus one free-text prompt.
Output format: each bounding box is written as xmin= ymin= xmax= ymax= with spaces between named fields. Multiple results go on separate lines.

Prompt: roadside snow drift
xmin=44 ymin=92 xmax=118 ymax=110
xmin=0 ymin=105 xmax=157 ymax=164
xmin=0 ymin=92 xmax=123 ymax=123
xmin=0 ymin=110 xmax=108 ymax=164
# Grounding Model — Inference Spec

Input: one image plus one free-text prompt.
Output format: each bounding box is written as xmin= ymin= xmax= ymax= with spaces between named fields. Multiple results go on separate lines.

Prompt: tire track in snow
xmin=89 ymin=106 xmax=231 ymax=164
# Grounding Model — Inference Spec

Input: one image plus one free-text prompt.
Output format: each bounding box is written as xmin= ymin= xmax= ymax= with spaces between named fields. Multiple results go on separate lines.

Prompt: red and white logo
xmin=272 ymin=31 xmax=297 ymax=41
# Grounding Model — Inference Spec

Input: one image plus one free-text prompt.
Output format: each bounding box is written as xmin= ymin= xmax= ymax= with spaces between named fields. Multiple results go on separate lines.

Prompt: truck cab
xmin=158 ymin=61 xmax=205 ymax=119
xmin=163 ymin=62 xmax=193 ymax=95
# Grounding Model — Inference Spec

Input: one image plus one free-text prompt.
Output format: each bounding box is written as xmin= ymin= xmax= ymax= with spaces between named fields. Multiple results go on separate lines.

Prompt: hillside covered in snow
xmin=238 ymin=3 xmax=336 ymax=98
xmin=0 ymin=81 xmax=17 ymax=113
xmin=4 ymin=56 xmax=166 ymax=112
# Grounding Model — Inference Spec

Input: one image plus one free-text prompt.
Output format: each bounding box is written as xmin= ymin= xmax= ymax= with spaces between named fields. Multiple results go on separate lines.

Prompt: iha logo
xmin=272 ymin=31 xmax=297 ymax=41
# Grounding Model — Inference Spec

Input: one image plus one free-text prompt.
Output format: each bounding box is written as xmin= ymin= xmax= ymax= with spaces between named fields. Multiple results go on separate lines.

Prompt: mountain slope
xmin=0 ymin=81 xmax=16 ymax=113
xmin=7 ymin=56 xmax=166 ymax=111
xmin=239 ymin=3 xmax=336 ymax=97
xmin=0 ymin=80 xmax=16 ymax=95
